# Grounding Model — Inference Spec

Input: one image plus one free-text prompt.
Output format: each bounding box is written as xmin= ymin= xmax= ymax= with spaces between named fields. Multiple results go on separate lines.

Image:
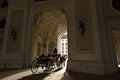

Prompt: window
xmin=112 ymin=0 xmax=120 ymax=11
xmin=62 ymin=47 xmax=64 ymax=50
xmin=66 ymin=46 xmax=68 ymax=50
xmin=0 ymin=0 xmax=8 ymax=8
xmin=66 ymin=43 xmax=67 ymax=45
xmin=66 ymin=51 xmax=68 ymax=53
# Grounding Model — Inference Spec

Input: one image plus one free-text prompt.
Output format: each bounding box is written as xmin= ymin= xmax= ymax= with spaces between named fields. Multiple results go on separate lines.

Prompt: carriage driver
xmin=53 ymin=48 xmax=58 ymax=55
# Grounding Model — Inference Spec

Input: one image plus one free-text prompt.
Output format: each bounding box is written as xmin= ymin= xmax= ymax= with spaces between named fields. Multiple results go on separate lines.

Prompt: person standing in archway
xmin=53 ymin=48 xmax=58 ymax=55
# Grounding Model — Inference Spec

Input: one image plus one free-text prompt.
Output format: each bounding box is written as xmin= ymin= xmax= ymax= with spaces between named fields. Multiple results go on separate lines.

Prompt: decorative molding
xmin=6 ymin=9 xmax=24 ymax=54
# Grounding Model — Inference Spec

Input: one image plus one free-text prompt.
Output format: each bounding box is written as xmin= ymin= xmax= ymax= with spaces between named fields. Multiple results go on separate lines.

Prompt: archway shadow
xmin=18 ymin=73 xmax=49 ymax=80
xmin=18 ymin=68 xmax=63 ymax=80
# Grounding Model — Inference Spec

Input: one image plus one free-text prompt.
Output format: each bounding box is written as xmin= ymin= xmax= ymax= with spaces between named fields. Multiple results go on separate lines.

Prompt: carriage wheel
xmin=31 ymin=60 xmax=39 ymax=74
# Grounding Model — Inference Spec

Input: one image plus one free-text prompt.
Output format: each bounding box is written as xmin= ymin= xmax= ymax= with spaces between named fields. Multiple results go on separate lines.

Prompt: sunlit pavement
xmin=1 ymin=64 xmax=120 ymax=80
xmin=118 ymin=65 xmax=120 ymax=68
xmin=0 ymin=69 xmax=32 ymax=80
xmin=0 ymin=66 xmax=72 ymax=80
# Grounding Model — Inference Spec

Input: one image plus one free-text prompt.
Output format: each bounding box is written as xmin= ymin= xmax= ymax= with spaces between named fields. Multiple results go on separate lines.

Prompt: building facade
xmin=61 ymin=34 xmax=68 ymax=54
xmin=0 ymin=0 xmax=120 ymax=75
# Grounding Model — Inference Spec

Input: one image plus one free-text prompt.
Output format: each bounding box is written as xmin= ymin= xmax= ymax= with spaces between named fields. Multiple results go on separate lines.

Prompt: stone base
xmin=67 ymin=60 xmax=104 ymax=75
xmin=0 ymin=58 xmax=24 ymax=68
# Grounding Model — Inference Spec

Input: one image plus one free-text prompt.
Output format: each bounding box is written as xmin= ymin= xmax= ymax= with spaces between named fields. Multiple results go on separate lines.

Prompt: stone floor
xmin=0 ymin=66 xmax=72 ymax=80
xmin=0 ymin=67 xmax=120 ymax=80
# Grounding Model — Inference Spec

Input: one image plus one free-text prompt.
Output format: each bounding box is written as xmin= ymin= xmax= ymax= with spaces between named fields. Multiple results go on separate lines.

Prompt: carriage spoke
xmin=31 ymin=60 xmax=39 ymax=74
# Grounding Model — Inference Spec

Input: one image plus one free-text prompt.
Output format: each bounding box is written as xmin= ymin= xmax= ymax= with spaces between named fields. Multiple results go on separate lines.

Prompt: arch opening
xmin=31 ymin=9 xmax=68 ymax=71
xmin=112 ymin=29 xmax=120 ymax=68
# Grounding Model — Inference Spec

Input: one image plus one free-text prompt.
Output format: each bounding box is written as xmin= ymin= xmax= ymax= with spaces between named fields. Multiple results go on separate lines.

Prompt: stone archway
xmin=0 ymin=0 xmax=119 ymax=75
xmin=30 ymin=9 xmax=69 ymax=61
xmin=25 ymin=0 xmax=75 ymax=73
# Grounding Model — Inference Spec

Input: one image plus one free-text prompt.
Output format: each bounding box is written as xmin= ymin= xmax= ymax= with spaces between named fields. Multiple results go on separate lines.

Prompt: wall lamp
xmin=78 ymin=20 xmax=85 ymax=35
xmin=10 ymin=30 xmax=17 ymax=41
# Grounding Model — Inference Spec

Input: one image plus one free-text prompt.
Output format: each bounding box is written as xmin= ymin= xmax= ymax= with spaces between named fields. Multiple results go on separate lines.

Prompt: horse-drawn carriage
xmin=31 ymin=54 xmax=67 ymax=74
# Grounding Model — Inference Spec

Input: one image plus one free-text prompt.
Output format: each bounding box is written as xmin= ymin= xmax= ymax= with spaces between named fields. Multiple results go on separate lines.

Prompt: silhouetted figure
xmin=40 ymin=53 xmax=45 ymax=57
xmin=53 ymin=48 xmax=58 ymax=55
xmin=59 ymin=55 xmax=66 ymax=68
xmin=47 ymin=53 xmax=51 ymax=57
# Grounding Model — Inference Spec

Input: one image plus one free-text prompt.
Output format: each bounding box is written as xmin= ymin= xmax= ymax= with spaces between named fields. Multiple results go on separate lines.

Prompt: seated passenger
xmin=47 ymin=53 xmax=52 ymax=57
xmin=40 ymin=53 xmax=45 ymax=57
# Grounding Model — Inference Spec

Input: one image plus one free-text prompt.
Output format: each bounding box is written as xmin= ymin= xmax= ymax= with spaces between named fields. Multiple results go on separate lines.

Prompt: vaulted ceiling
xmin=33 ymin=10 xmax=67 ymax=40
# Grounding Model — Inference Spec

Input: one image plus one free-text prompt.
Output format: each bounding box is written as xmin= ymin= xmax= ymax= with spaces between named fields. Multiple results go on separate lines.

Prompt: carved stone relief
xmin=6 ymin=9 xmax=24 ymax=54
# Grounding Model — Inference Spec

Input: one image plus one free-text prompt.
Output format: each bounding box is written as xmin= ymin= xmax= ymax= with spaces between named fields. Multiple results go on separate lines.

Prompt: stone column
xmin=1 ymin=0 xmax=31 ymax=68
xmin=95 ymin=0 xmax=118 ymax=74
xmin=67 ymin=0 xmax=105 ymax=74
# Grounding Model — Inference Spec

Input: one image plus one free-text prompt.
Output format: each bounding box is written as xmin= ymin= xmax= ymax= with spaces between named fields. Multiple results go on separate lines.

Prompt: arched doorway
xmin=25 ymin=0 xmax=75 ymax=73
xmin=112 ymin=29 xmax=120 ymax=68
xmin=31 ymin=9 xmax=68 ymax=63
